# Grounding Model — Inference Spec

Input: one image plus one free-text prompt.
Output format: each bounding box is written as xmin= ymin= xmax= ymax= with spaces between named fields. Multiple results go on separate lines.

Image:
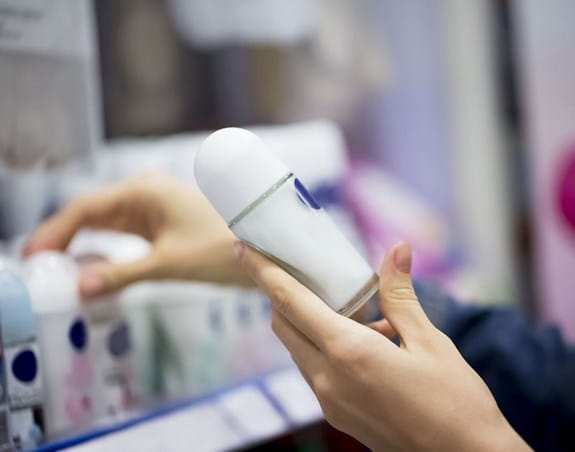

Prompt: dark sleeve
xmin=414 ymin=282 xmax=575 ymax=452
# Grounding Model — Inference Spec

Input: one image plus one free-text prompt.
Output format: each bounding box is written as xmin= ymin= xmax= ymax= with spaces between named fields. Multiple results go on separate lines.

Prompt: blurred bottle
xmin=154 ymin=283 xmax=234 ymax=399
xmin=23 ymin=252 xmax=95 ymax=436
xmin=76 ymin=255 xmax=135 ymax=423
xmin=0 ymin=266 xmax=44 ymax=450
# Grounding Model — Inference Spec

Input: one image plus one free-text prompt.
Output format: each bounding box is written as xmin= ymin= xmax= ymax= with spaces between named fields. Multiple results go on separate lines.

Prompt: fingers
xmin=24 ymin=202 xmax=88 ymax=256
xmin=235 ymin=241 xmax=354 ymax=351
xmin=23 ymin=191 xmax=118 ymax=256
xmin=78 ymin=257 xmax=159 ymax=298
xmin=271 ymin=310 xmax=323 ymax=374
xmin=377 ymin=242 xmax=433 ymax=345
xmin=368 ymin=318 xmax=397 ymax=340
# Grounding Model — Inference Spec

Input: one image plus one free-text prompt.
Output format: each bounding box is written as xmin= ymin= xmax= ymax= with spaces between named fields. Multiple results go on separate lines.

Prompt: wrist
xmin=463 ymin=415 xmax=531 ymax=452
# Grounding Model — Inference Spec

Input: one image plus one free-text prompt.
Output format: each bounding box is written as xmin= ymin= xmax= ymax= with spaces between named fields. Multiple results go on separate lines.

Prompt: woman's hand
xmin=235 ymin=241 xmax=531 ymax=452
xmin=24 ymin=172 xmax=252 ymax=298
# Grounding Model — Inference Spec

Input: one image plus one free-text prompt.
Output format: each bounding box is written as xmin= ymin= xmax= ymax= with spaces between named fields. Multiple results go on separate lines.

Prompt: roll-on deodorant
xmin=24 ymin=252 xmax=94 ymax=435
xmin=195 ymin=128 xmax=378 ymax=317
xmin=0 ymin=267 xmax=44 ymax=450
xmin=76 ymin=256 xmax=135 ymax=423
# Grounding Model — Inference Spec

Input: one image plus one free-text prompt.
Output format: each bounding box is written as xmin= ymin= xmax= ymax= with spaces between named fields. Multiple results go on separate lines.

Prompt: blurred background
xmin=1 ymin=0 xmax=575 ymax=450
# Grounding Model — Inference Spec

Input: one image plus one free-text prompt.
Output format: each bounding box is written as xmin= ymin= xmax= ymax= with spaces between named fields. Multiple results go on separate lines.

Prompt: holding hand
xmin=235 ymin=241 xmax=530 ymax=451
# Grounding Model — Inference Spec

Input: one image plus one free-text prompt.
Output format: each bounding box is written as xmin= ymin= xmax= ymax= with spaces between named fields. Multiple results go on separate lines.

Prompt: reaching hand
xmin=24 ymin=172 xmax=251 ymax=298
xmin=235 ymin=241 xmax=531 ymax=452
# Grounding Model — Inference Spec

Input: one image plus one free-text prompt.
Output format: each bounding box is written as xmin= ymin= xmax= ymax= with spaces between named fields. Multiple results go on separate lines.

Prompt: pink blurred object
xmin=556 ymin=146 xmax=575 ymax=235
xmin=515 ymin=0 xmax=575 ymax=340
xmin=342 ymin=161 xmax=455 ymax=280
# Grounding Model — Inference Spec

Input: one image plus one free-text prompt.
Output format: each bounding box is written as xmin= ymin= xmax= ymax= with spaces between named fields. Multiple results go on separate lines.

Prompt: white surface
xmin=48 ymin=366 xmax=326 ymax=451
xmin=440 ymin=0 xmax=517 ymax=303
xmin=264 ymin=369 xmax=323 ymax=425
xmin=231 ymin=177 xmax=375 ymax=312
xmin=56 ymin=120 xmax=347 ymax=207
xmin=23 ymin=251 xmax=79 ymax=312
xmin=248 ymin=120 xmax=347 ymax=188
xmin=68 ymin=230 xmax=151 ymax=264
xmin=0 ymin=167 xmax=47 ymax=237
xmin=216 ymin=385 xmax=287 ymax=442
xmin=195 ymin=128 xmax=291 ymax=223
xmin=0 ymin=0 xmax=94 ymax=57
xmin=66 ymin=403 xmax=243 ymax=452
xmin=167 ymin=0 xmax=318 ymax=46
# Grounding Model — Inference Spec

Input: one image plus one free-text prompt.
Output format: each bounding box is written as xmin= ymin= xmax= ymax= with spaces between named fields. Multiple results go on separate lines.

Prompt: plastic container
xmin=195 ymin=128 xmax=378 ymax=317
xmin=0 ymin=266 xmax=44 ymax=450
xmin=23 ymin=252 xmax=95 ymax=435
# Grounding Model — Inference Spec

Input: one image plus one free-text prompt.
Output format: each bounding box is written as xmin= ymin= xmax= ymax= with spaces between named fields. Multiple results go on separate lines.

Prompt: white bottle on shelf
xmin=0 ymin=265 xmax=44 ymax=450
xmin=23 ymin=251 xmax=95 ymax=435
xmin=154 ymin=282 xmax=232 ymax=399
xmin=76 ymin=255 xmax=135 ymax=423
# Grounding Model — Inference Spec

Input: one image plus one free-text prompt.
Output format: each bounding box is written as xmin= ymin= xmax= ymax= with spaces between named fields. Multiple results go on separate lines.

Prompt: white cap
xmin=23 ymin=251 xmax=80 ymax=313
xmin=0 ymin=267 xmax=37 ymax=344
xmin=195 ymin=128 xmax=291 ymax=223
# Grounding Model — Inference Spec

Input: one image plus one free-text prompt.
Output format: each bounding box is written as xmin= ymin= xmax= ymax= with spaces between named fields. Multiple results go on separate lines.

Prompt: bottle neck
xmin=227 ymin=172 xmax=293 ymax=228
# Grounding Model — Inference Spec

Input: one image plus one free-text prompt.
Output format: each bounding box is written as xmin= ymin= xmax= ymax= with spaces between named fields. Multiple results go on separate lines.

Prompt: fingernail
xmin=393 ymin=242 xmax=412 ymax=273
xmin=22 ymin=240 xmax=35 ymax=256
xmin=79 ymin=268 xmax=106 ymax=296
xmin=233 ymin=241 xmax=245 ymax=260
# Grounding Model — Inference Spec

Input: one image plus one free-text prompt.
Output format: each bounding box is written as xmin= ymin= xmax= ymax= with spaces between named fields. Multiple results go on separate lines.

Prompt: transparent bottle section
xmin=230 ymin=174 xmax=378 ymax=316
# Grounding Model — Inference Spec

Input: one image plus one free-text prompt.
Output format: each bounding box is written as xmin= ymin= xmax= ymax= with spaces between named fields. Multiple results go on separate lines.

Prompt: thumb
xmin=78 ymin=257 xmax=159 ymax=298
xmin=378 ymin=242 xmax=433 ymax=344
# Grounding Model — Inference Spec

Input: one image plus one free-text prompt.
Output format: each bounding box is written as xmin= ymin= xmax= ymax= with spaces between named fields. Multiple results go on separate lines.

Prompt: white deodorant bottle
xmin=0 ymin=266 xmax=44 ymax=450
xmin=23 ymin=251 xmax=95 ymax=435
xmin=195 ymin=128 xmax=378 ymax=317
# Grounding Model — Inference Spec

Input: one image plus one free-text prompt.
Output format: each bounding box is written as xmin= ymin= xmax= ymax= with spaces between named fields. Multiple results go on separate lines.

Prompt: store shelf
xmin=33 ymin=367 xmax=323 ymax=452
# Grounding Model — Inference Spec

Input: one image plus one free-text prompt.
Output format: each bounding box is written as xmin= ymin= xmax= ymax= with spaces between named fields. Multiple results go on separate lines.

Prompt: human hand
xmin=235 ymin=241 xmax=530 ymax=451
xmin=24 ymin=172 xmax=251 ymax=298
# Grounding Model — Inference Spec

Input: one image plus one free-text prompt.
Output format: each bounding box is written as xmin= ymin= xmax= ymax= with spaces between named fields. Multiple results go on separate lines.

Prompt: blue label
xmin=209 ymin=305 xmax=222 ymax=332
xmin=294 ymin=178 xmax=321 ymax=210
xmin=0 ymin=360 xmax=6 ymax=403
xmin=237 ymin=302 xmax=251 ymax=327
xmin=69 ymin=318 xmax=88 ymax=351
xmin=261 ymin=295 xmax=272 ymax=318
xmin=11 ymin=349 xmax=37 ymax=383
xmin=108 ymin=322 xmax=131 ymax=358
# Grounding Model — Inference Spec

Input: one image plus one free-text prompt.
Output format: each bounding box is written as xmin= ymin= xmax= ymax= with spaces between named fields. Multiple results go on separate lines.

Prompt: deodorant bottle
xmin=23 ymin=252 xmax=95 ymax=435
xmin=0 ymin=267 xmax=44 ymax=450
xmin=195 ymin=128 xmax=378 ymax=317
xmin=75 ymin=255 xmax=135 ymax=423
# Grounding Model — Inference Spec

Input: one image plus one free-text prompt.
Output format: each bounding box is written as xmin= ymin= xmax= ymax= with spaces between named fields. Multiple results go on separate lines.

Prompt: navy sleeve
xmin=414 ymin=282 xmax=575 ymax=451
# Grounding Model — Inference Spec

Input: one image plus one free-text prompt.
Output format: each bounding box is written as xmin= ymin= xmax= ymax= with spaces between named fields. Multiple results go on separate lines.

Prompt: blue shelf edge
xmin=32 ymin=366 xmax=322 ymax=452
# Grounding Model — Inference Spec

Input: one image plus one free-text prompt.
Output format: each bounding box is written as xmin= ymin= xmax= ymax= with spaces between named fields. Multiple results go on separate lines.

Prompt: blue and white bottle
xmin=24 ymin=252 xmax=95 ymax=435
xmin=195 ymin=128 xmax=378 ymax=317
xmin=0 ymin=266 xmax=44 ymax=450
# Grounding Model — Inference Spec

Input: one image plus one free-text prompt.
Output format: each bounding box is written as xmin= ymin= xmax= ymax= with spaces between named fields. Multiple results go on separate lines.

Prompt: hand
xmin=235 ymin=241 xmax=531 ymax=452
xmin=24 ymin=172 xmax=251 ymax=298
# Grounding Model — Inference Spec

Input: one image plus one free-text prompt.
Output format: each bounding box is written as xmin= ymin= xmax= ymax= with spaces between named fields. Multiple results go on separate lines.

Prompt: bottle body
xmin=83 ymin=298 xmax=134 ymax=422
xmin=4 ymin=338 xmax=43 ymax=449
xmin=74 ymin=255 xmax=135 ymax=422
xmin=36 ymin=310 xmax=94 ymax=434
xmin=0 ymin=268 xmax=44 ymax=450
xmin=230 ymin=174 xmax=378 ymax=317
xmin=23 ymin=252 xmax=95 ymax=435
